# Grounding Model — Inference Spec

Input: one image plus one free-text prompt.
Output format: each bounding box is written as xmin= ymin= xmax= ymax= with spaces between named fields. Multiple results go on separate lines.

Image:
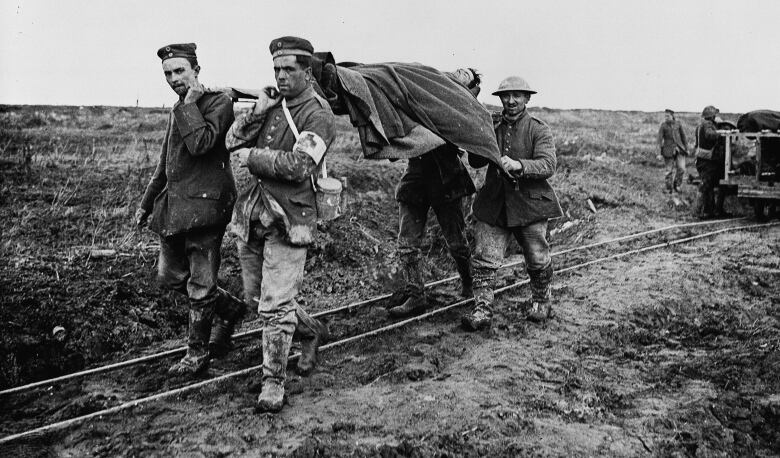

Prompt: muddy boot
xmin=209 ymin=289 xmax=247 ymax=359
xmin=256 ymin=329 xmax=293 ymax=414
xmin=385 ymin=285 xmax=412 ymax=310
xmin=388 ymin=255 xmax=428 ymax=318
xmin=453 ymin=254 xmax=474 ymax=298
xmin=294 ymin=308 xmax=330 ymax=376
xmin=169 ymin=307 xmax=214 ymax=376
xmin=388 ymin=290 xmax=428 ymax=318
xmin=527 ymin=265 xmax=554 ymax=323
xmin=461 ymin=268 xmax=494 ymax=331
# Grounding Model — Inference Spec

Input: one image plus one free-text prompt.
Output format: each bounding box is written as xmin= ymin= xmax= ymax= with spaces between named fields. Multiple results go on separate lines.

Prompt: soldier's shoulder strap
xmin=530 ymin=114 xmax=549 ymax=127
xmin=310 ymin=90 xmax=331 ymax=111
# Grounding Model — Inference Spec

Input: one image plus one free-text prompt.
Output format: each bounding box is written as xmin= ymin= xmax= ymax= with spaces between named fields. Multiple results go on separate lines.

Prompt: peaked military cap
xmin=157 ymin=43 xmax=197 ymax=61
xmin=269 ymin=36 xmax=314 ymax=58
xmin=665 ymin=109 xmax=674 ymax=115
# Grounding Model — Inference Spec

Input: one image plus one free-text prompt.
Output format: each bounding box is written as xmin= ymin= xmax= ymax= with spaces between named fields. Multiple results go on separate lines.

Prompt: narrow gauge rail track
xmin=0 ymin=216 xmax=748 ymax=398
xmin=1 ymin=218 xmax=777 ymax=444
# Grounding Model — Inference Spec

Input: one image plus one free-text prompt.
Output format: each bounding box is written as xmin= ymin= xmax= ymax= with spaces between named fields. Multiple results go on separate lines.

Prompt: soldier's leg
xmin=461 ymin=221 xmax=511 ymax=331
xmin=432 ymin=198 xmax=473 ymax=298
xmin=663 ymin=156 xmax=674 ymax=192
xmin=388 ymin=202 xmax=430 ymax=318
xmin=157 ymin=233 xmax=189 ymax=296
xmin=255 ymin=228 xmax=308 ymax=413
xmin=694 ymin=159 xmax=713 ymax=218
xmin=700 ymin=172 xmax=716 ymax=217
xmin=514 ymin=220 xmax=553 ymax=322
xmin=208 ymin=235 xmax=264 ymax=359
xmin=169 ymin=229 xmax=224 ymax=376
xmin=674 ymin=153 xmax=686 ymax=192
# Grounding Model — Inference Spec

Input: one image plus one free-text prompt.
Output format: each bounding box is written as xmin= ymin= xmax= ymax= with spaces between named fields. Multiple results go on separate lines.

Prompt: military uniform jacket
xmin=658 ymin=120 xmax=688 ymax=158
xmin=471 ymin=110 xmax=562 ymax=227
xmin=226 ymin=87 xmax=336 ymax=246
xmin=140 ymin=91 xmax=237 ymax=237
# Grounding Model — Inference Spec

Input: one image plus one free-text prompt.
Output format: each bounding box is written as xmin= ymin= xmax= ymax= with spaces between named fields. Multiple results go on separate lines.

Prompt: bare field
xmin=1 ymin=104 xmax=778 ymax=456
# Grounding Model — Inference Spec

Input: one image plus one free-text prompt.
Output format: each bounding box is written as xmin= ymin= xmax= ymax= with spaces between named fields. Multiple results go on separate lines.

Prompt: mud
xmin=1 ymin=105 xmax=779 ymax=456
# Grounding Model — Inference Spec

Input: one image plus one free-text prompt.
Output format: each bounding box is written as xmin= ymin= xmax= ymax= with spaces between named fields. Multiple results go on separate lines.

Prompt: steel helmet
xmin=492 ymin=76 xmax=537 ymax=96
xmin=701 ymin=105 xmax=719 ymax=119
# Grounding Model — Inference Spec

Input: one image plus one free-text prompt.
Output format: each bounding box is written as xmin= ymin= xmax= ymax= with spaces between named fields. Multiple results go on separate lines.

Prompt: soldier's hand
xmin=135 ymin=207 xmax=150 ymax=229
xmin=500 ymin=156 xmax=523 ymax=173
xmin=252 ymin=86 xmax=281 ymax=116
xmin=184 ymin=79 xmax=205 ymax=104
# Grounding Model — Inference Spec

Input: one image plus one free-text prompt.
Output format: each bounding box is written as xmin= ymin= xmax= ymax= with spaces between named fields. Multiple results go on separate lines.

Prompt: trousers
xmin=157 ymin=228 xmax=224 ymax=311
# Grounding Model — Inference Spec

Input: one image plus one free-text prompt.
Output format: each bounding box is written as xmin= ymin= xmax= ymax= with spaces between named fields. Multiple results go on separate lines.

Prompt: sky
xmin=2 ymin=0 xmax=780 ymax=113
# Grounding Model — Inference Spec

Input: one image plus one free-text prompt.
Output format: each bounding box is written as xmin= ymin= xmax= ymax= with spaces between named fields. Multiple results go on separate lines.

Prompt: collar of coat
xmin=501 ymin=109 xmax=528 ymax=125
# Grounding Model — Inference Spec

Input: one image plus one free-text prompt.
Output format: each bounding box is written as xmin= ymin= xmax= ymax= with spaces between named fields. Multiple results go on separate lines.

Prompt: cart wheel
xmin=753 ymin=199 xmax=768 ymax=221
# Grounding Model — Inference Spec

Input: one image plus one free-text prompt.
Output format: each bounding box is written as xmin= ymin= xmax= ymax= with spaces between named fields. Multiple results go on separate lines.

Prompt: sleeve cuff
xmin=246 ymin=147 xmax=277 ymax=178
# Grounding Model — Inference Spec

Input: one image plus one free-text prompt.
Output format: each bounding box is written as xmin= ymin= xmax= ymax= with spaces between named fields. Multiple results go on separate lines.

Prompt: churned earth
xmin=1 ymin=105 xmax=778 ymax=456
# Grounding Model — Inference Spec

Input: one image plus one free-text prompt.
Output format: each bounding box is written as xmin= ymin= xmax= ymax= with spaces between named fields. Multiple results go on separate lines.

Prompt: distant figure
xmin=135 ymin=43 xmax=243 ymax=377
xmin=462 ymin=76 xmax=563 ymax=331
xmin=694 ymin=105 xmax=729 ymax=218
xmin=225 ymin=36 xmax=334 ymax=413
xmin=387 ymin=69 xmax=482 ymax=319
xmin=657 ymin=109 xmax=688 ymax=193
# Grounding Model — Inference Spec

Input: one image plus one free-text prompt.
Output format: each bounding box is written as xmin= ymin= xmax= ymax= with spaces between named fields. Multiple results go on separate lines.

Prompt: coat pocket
xmin=528 ymin=190 xmax=554 ymax=201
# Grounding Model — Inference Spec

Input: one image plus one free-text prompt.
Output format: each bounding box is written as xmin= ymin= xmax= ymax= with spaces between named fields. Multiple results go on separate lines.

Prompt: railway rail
xmin=1 ymin=217 xmax=777 ymax=444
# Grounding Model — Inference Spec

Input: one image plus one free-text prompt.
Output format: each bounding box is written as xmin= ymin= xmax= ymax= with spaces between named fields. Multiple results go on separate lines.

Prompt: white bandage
xmin=294 ymin=131 xmax=327 ymax=164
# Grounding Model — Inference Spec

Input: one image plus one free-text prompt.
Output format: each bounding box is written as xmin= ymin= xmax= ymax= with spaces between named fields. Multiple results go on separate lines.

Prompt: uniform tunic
xmin=140 ymin=91 xmax=236 ymax=237
xmin=226 ymin=86 xmax=335 ymax=246
xmin=658 ymin=120 xmax=688 ymax=158
xmin=471 ymin=110 xmax=562 ymax=227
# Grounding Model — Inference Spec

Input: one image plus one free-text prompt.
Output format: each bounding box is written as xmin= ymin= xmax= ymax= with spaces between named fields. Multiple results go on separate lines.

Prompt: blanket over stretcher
xmin=314 ymin=57 xmax=501 ymax=165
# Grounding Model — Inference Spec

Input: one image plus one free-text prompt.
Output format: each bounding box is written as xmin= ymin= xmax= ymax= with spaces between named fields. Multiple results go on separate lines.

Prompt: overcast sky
xmin=2 ymin=0 xmax=780 ymax=113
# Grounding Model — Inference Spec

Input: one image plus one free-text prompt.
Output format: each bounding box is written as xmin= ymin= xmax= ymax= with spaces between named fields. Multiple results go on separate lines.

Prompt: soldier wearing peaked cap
xmin=657 ymin=109 xmax=689 ymax=194
xmin=225 ymin=36 xmax=335 ymax=413
xmin=462 ymin=75 xmax=563 ymax=331
xmin=136 ymin=43 xmax=244 ymax=377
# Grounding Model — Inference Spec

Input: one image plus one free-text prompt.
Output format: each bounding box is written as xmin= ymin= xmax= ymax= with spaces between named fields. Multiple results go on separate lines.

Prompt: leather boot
xmin=209 ymin=288 xmax=247 ymax=359
xmin=527 ymin=265 xmax=554 ymax=323
xmin=461 ymin=267 xmax=494 ymax=331
xmin=294 ymin=309 xmax=330 ymax=376
xmin=169 ymin=306 xmax=214 ymax=376
xmin=388 ymin=254 xmax=428 ymax=318
xmin=256 ymin=329 xmax=293 ymax=413
xmin=453 ymin=254 xmax=474 ymax=298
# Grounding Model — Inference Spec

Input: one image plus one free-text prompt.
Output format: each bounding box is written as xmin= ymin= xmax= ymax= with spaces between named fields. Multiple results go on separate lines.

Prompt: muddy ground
xmin=1 ymin=105 xmax=778 ymax=456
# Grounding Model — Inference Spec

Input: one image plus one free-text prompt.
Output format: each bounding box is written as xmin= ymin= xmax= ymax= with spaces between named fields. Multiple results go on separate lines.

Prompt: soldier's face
xmin=162 ymin=58 xmax=199 ymax=97
xmin=273 ymin=55 xmax=311 ymax=99
xmin=664 ymin=113 xmax=673 ymax=122
xmin=499 ymin=91 xmax=530 ymax=117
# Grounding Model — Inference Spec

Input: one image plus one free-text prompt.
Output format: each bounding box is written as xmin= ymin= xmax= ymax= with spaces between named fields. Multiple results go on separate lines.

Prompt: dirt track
xmin=1 ymin=106 xmax=779 ymax=456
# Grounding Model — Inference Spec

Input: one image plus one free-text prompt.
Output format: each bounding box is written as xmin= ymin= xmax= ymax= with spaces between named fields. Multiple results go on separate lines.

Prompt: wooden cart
xmin=718 ymin=130 xmax=780 ymax=220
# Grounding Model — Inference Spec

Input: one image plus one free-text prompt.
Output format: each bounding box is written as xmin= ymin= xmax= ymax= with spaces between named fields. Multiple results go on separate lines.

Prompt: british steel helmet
xmin=492 ymin=76 xmax=537 ymax=95
xmin=701 ymin=105 xmax=719 ymax=119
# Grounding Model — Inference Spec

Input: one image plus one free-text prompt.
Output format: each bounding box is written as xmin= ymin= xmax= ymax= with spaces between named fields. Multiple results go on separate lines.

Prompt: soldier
xmin=387 ymin=70 xmax=482 ymax=318
xmin=657 ymin=109 xmax=688 ymax=193
xmin=694 ymin=105 xmax=728 ymax=218
xmin=462 ymin=76 xmax=562 ymax=331
xmin=225 ymin=36 xmax=335 ymax=413
xmin=136 ymin=43 xmax=244 ymax=376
